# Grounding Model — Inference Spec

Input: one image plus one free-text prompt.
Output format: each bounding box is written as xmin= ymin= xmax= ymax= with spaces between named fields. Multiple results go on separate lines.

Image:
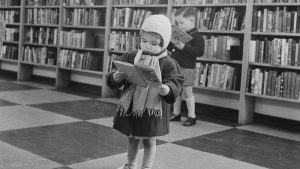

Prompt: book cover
xmin=113 ymin=60 xmax=147 ymax=87
xmin=171 ymin=24 xmax=193 ymax=44
xmin=113 ymin=60 xmax=162 ymax=87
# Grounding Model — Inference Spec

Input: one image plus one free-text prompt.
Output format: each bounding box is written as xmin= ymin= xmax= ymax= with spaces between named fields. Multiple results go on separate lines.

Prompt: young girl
xmin=107 ymin=15 xmax=184 ymax=169
xmin=168 ymin=7 xmax=205 ymax=126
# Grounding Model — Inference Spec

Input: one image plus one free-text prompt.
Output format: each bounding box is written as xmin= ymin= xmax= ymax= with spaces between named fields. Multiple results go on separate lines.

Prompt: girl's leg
xmin=183 ymin=86 xmax=196 ymax=126
xmin=141 ymin=138 xmax=156 ymax=169
xmin=127 ymin=137 xmax=140 ymax=169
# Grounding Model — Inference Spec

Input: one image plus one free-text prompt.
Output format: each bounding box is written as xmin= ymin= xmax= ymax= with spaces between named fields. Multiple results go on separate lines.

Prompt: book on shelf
xmin=113 ymin=60 xmax=162 ymax=87
xmin=171 ymin=24 xmax=193 ymax=44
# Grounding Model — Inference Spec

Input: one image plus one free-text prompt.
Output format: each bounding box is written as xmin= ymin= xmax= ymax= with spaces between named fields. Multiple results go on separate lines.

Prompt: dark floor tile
xmin=0 ymin=99 xmax=18 ymax=107
xmin=0 ymin=121 xmax=128 ymax=165
xmin=0 ymin=82 xmax=39 ymax=91
xmin=30 ymin=100 xmax=117 ymax=120
xmin=174 ymin=128 xmax=300 ymax=169
xmin=53 ymin=88 xmax=100 ymax=98
xmin=0 ymin=121 xmax=166 ymax=165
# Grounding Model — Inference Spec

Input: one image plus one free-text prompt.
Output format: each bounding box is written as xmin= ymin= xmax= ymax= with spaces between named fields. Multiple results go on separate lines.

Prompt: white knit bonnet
xmin=141 ymin=14 xmax=171 ymax=50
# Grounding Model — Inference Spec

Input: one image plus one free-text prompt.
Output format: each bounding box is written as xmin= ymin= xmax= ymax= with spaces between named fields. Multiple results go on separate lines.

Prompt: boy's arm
xmin=182 ymin=33 xmax=205 ymax=58
xmin=161 ymin=58 xmax=184 ymax=104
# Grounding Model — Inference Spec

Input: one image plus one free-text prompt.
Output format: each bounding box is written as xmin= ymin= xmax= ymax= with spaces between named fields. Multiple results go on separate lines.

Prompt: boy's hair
xmin=140 ymin=30 xmax=164 ymax=47
xmin=175 ymin=7 xmax=197 ymax=19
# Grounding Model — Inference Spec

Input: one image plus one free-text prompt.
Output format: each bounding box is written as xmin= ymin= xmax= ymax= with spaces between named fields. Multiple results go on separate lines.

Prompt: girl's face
xmin=175 ymin=14 xmax=195 ymax=32
xmin=140 ymin=31 xmax=162 ymax=55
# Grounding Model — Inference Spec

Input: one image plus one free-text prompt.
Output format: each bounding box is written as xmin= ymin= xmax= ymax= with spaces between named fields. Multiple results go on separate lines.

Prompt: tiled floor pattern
xmin=0 ymin=78 xmax=299 ymax=169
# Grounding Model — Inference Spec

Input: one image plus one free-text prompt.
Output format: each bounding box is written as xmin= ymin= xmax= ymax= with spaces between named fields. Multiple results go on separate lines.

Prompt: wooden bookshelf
xmin=0 ymin=0 xmax=22 ymax=72
xmin=1 ymin=0 xmax=300 ymax=124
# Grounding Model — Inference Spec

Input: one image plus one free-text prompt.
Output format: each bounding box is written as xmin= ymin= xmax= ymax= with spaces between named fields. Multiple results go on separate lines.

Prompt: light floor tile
xmin=88 ymin=117 xmax=232 ymax=142
xmin=12 ymin=81 xmax=55 ymax=89
xmin=96 ymin=97 xmax=119 ymax=105
xmin=238 ymin=124 xmax=300 ymax=142
xmin=88 ymin=117 xmax=114 ymax=128
xmin=0 ymin=105 xmax=80 ymax=131
xmin=69 ymin=143 xmax=268 ymax=169
xmin=0 ymin=89 xmax=89 ymax=105
xmin=0 ymin=140 xmax=62 ymax=169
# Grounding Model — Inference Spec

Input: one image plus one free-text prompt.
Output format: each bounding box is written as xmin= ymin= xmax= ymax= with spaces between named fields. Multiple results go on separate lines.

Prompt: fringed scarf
xmin=116 ymin=50 xmax=166 ymax=118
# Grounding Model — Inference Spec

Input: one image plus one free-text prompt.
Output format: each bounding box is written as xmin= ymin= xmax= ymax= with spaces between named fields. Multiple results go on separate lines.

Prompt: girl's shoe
xmin=169 ymin=114 xmax=181 ymax=121
xmin=117 ymin=163 xmax=130 ymax=169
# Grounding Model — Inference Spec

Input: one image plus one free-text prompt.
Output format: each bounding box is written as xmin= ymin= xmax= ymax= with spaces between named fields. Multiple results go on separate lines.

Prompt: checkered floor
xmin=0 ymin=77 xmax=300 ymax=169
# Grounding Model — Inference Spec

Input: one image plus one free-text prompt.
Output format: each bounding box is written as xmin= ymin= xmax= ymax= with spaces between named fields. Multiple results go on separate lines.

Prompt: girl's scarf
xmin=117 ymin=50 xmax=167 ymax=118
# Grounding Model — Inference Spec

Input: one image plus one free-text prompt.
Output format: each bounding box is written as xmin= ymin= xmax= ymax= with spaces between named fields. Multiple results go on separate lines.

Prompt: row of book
xmin=171 ymin=7 xmax=245 ymax=31
xmin=23 ymin=46 xmax=56 ymax=65
xmin=0 ymin=10 xmax=20 ymax=24
xmin=254 ymin=0 xmax=300 ymax=3
xmin=194 ymin=62 xmax=238 ymax=90
xmin=0 ymin=0 xmax=20 ymax=6
xmin=26 ymin=0 xmax=60 ymax=6
xmin=109 ymin=31 xmax=140 ymax=52
xmin=111 ymin=8 xmax=152 ymax=28
xmin=173 ymin=0 xmax=247 ymax=4
xmin=249 ymin=38 xmax=300 ymax=67
xmin=64 ymin=8 xmax=104 ymax=27
xmin=247 ymin=68 xmax=300 ymax=100
xmin=24 ymin=27 xmax=58 ymax=45
xmin=202 ymin=35 xmax=241 ymax=60
xmin=25 ymin=9 xmax=59 ymax=25
xmin=60 ymin=30 xmax=96 ymax=48
xmin=113 ymin=0 xmax=166 ymax=4
xmin=58 ymin=49 xmax=101 ymax=71
xmin=4 ymin=28 xmax=19 ymax=42
xmin=0 ymin=46 xmax=18 ymax=60
xmin=252 ymin=7 xmax=300 ymax=33
xmin=63 ymin=0 xmax=104 ymax=6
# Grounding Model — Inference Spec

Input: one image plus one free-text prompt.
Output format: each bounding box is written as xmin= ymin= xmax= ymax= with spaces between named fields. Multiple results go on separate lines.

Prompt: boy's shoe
xmin=117 ymin=163 xmax=130 ymax=169
xmin=183 ymin=117 xmax=196 ymax=126
xmin=169 ymin=114 xmax=181 ymax=121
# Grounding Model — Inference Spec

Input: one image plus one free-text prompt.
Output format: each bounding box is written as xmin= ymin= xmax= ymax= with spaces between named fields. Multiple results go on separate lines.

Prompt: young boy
xmin=107 ymin=15 xmax=184 ymax=169
xmin=168 ymin=7 xmax=205 ymax=126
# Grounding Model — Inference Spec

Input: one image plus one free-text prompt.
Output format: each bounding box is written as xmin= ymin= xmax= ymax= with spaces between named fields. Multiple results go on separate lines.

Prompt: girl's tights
xmin=127 ymin=137 xmax=157 ymax=169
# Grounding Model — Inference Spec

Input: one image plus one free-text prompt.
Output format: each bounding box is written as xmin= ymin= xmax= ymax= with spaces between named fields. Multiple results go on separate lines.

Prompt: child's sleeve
xmin=161 ymin=58 xmax=184 ymax=104
xmin=182 ymin=32 xmax=205 ymax=58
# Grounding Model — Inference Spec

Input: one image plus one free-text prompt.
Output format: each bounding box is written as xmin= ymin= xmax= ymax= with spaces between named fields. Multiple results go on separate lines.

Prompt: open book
xmin=171 ymin=24 xmax=193 ymax=44
xmin=113 ymin=60 xmax=162 ymax=87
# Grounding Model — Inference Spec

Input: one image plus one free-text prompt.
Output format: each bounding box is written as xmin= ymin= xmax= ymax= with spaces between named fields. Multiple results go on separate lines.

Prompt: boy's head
xmin=175 ymin=7 xmax=197 ymax=32
xmin=140 ymin=14 xmax=171 ymax=55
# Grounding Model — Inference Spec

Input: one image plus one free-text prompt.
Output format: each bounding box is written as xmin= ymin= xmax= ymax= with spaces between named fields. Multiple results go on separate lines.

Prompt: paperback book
xmin=171 ymin=24 xmax=193 ymax=44
xmin=113 ymin=60 xmax=162 ymax=87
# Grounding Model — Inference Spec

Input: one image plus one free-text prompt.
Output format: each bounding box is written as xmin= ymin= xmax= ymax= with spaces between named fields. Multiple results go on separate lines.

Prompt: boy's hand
xmin=113 ymin=71 xmax=126 ymax=83
xmin=158 ymin=84 xmax=170 ymax=96
xmin=174 ymin=42 xmax=185 ymax=50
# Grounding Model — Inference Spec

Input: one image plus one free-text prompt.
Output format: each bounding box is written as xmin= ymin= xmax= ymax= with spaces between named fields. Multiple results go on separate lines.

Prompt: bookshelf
xmin=1 ymin=0 xmax=300 ymax=124
xmin=245 ymin=0 xmax=300 ymax=122
xmin=0 ymin=0 xmax=22 ymax=72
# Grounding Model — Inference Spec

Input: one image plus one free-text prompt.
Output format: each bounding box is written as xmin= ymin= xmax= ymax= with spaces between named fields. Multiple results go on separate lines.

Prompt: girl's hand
xmin=174 ymin=42 xmax=185 ymax=50
xmin=158 ymin=84 xmax=170 ymax=96
xmin=113 ymin=71 xmax=126 ymax=83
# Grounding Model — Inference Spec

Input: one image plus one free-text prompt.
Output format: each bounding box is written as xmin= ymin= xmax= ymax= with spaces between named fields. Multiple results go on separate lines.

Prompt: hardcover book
xmin=113 ymin=60 xmax=162 ymax=87
xmin=171 ymin=24 xmax=193 ymax=44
